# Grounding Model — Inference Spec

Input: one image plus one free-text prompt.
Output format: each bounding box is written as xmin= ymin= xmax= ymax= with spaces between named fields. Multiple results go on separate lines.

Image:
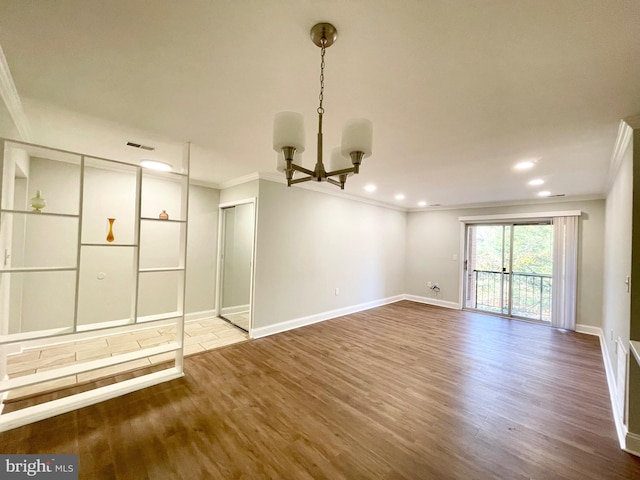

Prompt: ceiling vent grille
xmin=126 ymin=141 xmax=155 ymax=151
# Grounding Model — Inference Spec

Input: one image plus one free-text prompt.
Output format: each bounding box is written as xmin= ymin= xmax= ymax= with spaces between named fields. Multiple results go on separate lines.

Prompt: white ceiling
xmin=1 ymin=1 xmax=639 ymax=208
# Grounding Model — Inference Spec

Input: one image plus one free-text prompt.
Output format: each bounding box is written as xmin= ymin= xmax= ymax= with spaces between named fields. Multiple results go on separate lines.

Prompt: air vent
xmin=429 ymin=203 xmax=441 ymax=207
xmin=126 ymin=141 xmax=155 ymax=151
xmin=548 ymin=194 xmax=566 ymax=198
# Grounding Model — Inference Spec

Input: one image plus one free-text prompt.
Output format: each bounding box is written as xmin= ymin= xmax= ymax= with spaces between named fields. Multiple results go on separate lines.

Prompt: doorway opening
xmin=464 ymin=222 xmax=553 ymax=322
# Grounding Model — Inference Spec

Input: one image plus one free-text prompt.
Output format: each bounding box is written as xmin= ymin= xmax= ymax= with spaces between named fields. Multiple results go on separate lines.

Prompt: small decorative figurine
xmin=30 ymin=190 xmax=46 ymax=212
xmin=159 ymin=210 xmax=169 ymax=220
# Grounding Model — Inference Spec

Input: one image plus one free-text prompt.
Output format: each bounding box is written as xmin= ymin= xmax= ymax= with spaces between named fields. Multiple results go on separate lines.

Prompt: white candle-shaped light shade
xmin=341 ymin=118 xmax=373 ymax=158
xmin=273 ymin=112 xmax=306 ymax=153
xmin=329 ymin=147 xmax=353 ymax=176
xmin=276 ymin=150 xmax=303 ymax=172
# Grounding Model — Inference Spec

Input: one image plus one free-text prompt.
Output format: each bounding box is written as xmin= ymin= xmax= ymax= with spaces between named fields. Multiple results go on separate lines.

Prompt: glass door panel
xmin=510 ymin=224 xmax=553 ymax=321
xmin=466 ymin=222 xmax=552 ymax=322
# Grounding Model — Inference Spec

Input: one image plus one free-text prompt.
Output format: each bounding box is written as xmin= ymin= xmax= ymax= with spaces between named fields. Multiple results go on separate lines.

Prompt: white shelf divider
xmin=0 ymin=137 xmax=190 ymax=431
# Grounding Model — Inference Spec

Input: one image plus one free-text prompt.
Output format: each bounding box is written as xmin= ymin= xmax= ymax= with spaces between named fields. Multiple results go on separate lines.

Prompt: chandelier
xmin=273 ymin=23 xmax=373 ymax=190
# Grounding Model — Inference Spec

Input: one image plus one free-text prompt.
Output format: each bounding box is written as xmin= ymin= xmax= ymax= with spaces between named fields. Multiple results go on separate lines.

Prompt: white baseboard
xmin=578 ymin=325 xmax=628 ymax=451
xmin=220 ymin=304 xmax=250 ymax=315
xmin=625 ymin=432 xmax=640 ymax=457
xmin=575 ymin=324 xmax=602 ymax=336
xmin=402 ymin=294 xmax=461 ymax=310
xmin=251 ymin=295 xmax=404 ymax=339
xmin=185 ymin=309 xmax=218 ymax=322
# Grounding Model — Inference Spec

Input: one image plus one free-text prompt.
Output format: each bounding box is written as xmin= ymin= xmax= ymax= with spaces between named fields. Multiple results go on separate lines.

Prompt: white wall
xmin=0 ymin=101 xmax=19 ymax=140
xmin=219 ymin=180 xmax=258 ymax=205
xmin=252 ymin=179 xmax=406 ymax=329
xmin=405 ymin=199 xmax=606 ymax=327
xmin=185 ymin=185 xmax=220 ymax=315
xmin=20 ymin=157 xmax=79 ymax=332
xmin=7 ymin=152 xmax=220 ymax=331
xmin=602 ymin=140 xmax=633 ymax=369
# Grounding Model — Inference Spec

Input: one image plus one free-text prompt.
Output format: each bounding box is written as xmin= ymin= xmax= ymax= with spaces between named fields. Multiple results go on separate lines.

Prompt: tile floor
xmin=4 ymin=317 xmax=248 ymax=399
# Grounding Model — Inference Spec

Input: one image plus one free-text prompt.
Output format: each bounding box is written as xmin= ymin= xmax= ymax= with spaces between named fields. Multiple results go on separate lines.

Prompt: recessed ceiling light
xmin=140 ymin=160 xmax=172 ymax=171
xmin=538 ymin=190 xmax=551 ymax=197
xmin=417 ymin=201 xmax=427 ymax=207
xmin=364 ymin=184 xmax=377 ymax=192
xmin=515 ymin=160 xmax=535 ymax=170
xmin=529 ymin=178 xmax=544 ymax=186
xmin=395 ymin=194 xmax=406 ymax=201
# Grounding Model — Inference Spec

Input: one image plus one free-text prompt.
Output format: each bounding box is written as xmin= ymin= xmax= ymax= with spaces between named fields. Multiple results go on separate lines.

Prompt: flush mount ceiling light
xmin=528 ymin=178 xmax=544 ymax=186
xmin=140 ymin=160 xmax=172 ymax=172
xmin=514 ymin=160 xmax=535 ymax=170
xmin=273 ymin=23 xmax=373 ymax=190
xmin=395 ymin=194 xmax=406 ymax=201
xmin=364 ymin=184 xmax=377 ymax=192
xmin=538 ymin=190 xmax=551 ymax=197
xmin=418 ymin=201 xmax=427 ymax=207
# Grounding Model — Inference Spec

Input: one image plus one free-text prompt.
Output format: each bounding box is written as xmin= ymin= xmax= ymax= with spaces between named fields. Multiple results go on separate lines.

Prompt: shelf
xmin=0 ymin=343 xmax=181 ymax=394
xmin=0 ymin=326 xmax=74 ymax=346
xmin=0 ymin=368 xmax=184 ymax=433
xmin=81 ymin=243 xmax=138 ymax=248
xmin=0 ymin=209 xmax=79 ymax=218
xmin=137 ymin=311 xmax=183 ymax=323
xmin=0 ymin=137 xmax=190 ymax=431
xmin=76 ymin=318 xmax=133 ymax=332
xmin=140 ymin=217 xmax=186 ymax=223
xmin=141 ymin=169 xmax=188 ymax=179
xmin=139 ymin=267 xmax=184 ymax=273
xmin=0 ymin=266 xmax=77 ymax=273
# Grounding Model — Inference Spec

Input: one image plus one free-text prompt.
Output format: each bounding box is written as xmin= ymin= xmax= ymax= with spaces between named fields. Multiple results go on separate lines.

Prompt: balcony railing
xmin=472 ymin=269 xmax=552 ymax=322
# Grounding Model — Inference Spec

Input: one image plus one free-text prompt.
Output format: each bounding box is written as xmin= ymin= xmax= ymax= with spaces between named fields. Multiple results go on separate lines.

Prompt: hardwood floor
xmin=1 ymin=301 xmax=639 ymax=479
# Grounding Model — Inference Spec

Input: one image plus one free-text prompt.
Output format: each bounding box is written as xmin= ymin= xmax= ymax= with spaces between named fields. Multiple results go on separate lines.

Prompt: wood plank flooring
xmin=1 ymin=301 xmax=639 ymax=479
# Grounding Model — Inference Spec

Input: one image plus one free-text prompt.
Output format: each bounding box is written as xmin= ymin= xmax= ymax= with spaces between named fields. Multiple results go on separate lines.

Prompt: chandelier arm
xmin=290 ymin=176 xmax=314 ymax=185
xmin=326 ymin=178 xmax=344 ymax=189
xmin=325 ymin=167 xmax=356 ymax=177
xmin=290 ymin=163 xmax=316 ymax=176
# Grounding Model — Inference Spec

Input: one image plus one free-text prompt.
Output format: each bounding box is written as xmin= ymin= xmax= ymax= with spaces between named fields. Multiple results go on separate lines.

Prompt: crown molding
xmin=607 ymin=118 xmax=635 ymax=192
xmin=220 ymin=172 xmax=605 ymax=214
xmin=189 ymin=178 xmax=220 ymax=189
xmin=0 ymin=44 xmax=32 ymax=141
xmin=219 ymin=172 xmax=260 ymax=189
xmin=407 ymin=194 xmax=605 ymax=213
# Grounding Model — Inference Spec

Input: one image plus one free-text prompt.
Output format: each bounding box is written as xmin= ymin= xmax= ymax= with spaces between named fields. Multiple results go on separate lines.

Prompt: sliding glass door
xmin=465 ymin=223 xmax=553 ymax=322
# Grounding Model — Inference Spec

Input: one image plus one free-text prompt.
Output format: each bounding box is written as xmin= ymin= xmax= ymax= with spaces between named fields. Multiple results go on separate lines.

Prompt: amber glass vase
xmin=106 ymin=218 xmax=115 ymax=243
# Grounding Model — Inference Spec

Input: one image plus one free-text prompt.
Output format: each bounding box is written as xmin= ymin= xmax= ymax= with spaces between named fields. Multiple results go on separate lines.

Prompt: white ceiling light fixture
xmin=395 ymin=194 xmax=406 ymax=201
xmin=538 ymin=190 xmax=551 ymax=197
xmin=272 ymin=23 xmax=373 ymax=190
xmin=528 ymin=178 xmax=544 ymax=186
xmin=140 ymin=160 xmax=172 ymax=172
xmin=364 ymin=184 xmax=377 ymax=192
xmin=418 ymin=201 xmax=427 ymax=207
xmin=514 ymin=160 xmax=535 ymax=170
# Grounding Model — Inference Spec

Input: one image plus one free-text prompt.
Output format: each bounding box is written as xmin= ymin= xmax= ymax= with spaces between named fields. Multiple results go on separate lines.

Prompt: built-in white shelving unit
xmin=0 ymin=138 xmax=190 ymax=431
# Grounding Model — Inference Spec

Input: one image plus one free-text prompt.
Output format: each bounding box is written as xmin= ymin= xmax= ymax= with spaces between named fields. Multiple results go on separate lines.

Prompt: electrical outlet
xmin=610 ymin=330 xmax=614 ymax=341
xmin=335 ymin=287 xmax=339 ymax=296
xmin=427 ymin=281 xmax=432 ymax=288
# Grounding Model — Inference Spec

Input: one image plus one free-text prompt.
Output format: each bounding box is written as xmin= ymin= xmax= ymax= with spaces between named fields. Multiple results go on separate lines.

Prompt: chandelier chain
xmin=317 ymin=38 xmax=326 ymax=115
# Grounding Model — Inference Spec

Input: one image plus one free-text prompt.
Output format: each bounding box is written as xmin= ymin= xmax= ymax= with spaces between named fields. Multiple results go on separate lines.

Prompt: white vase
xmin=30 ymin=190 xmax=46 ymax=212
